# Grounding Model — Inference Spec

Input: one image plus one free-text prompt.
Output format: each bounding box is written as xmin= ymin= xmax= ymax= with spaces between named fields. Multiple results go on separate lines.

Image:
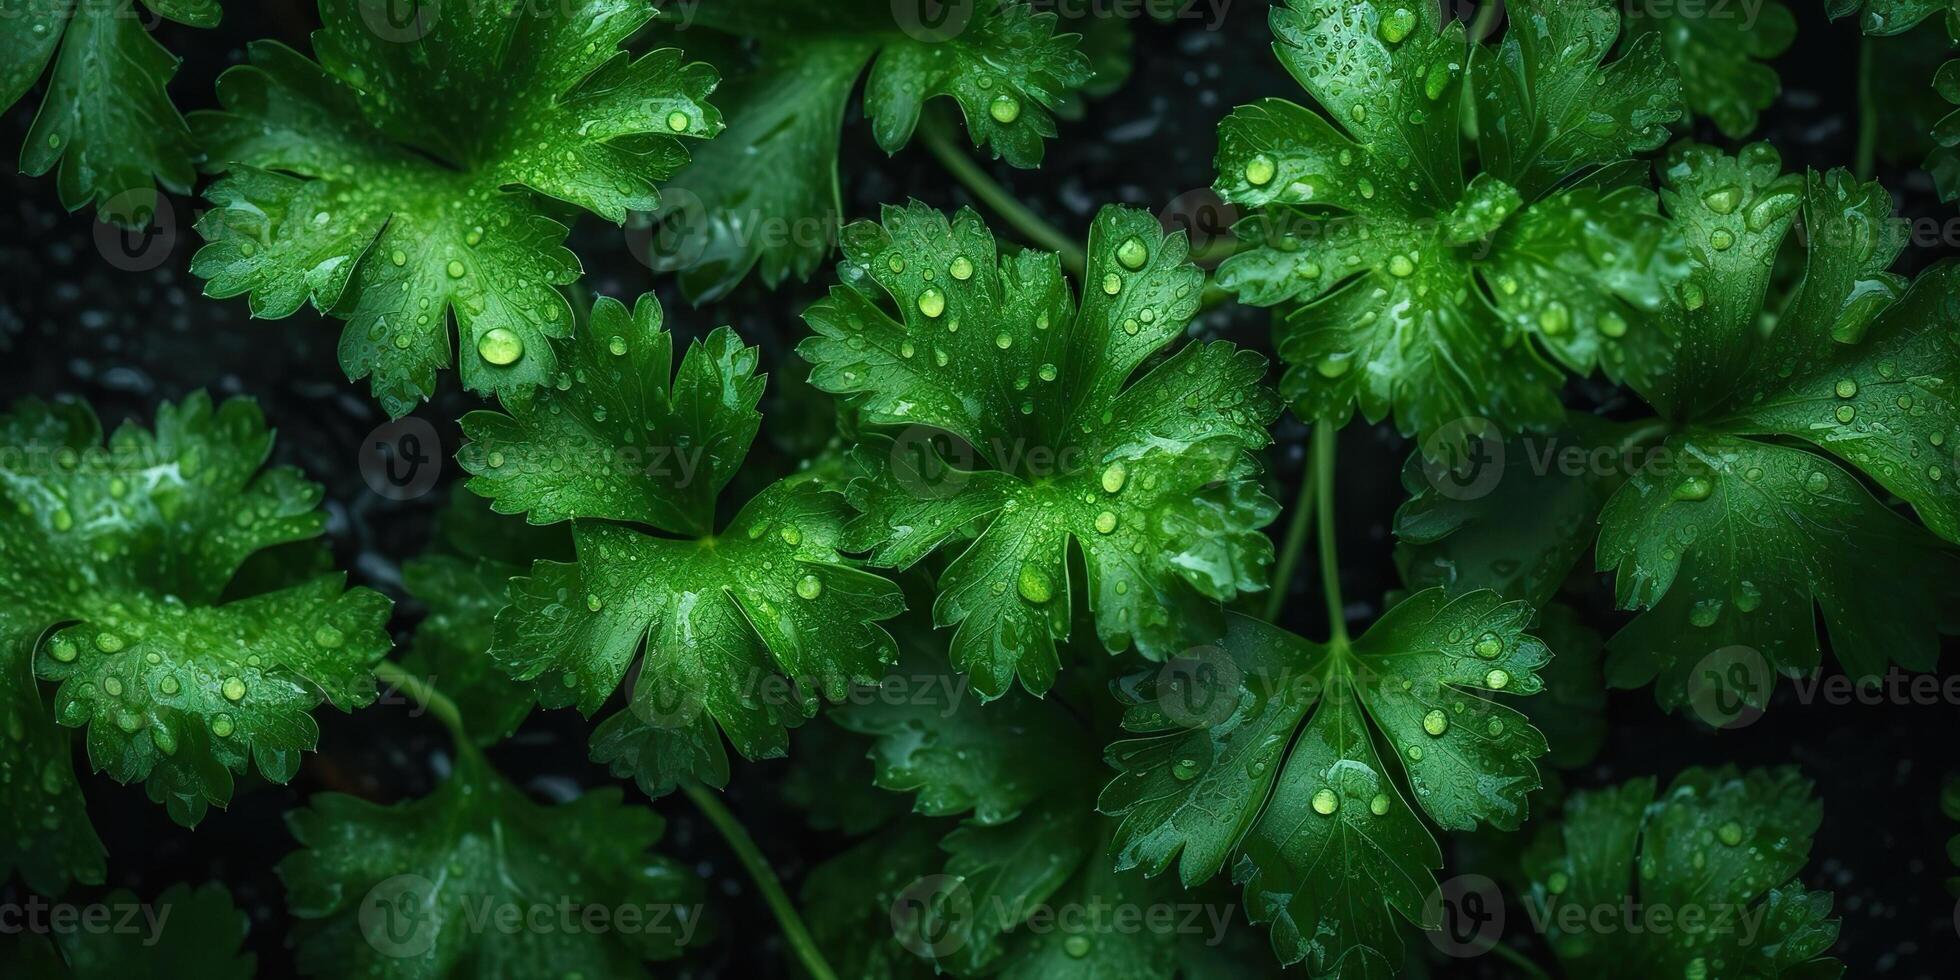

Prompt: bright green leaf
xmin=190 ymin=0 xmax=721 ymax=416
xmin=800 ymin=202 xmax=1279 ymax=699
xmin=459 ymin=292 xmax=903 ymax=795
xmin=1 ymin=393 xmax=391 ymax=828
xmin=1100 ymin=595 xmax=1551 ymax=972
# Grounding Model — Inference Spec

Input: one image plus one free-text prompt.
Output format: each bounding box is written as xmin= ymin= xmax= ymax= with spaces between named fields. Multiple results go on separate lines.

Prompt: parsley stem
xmin=682 ymin=781 xmax=839 ymax=980
xmin=373 ymin=660 xmax=469 ymax=745
xmin=1468 ymin=0 xmax=1503 ymax=42
xmin=1263 ymin=460 xmax=1319 ymax=624
xmin=1312 ymin=419 xmax=1349 ymax=646
xmin=919 ymin=115 xmax=1089 ymax=278
xmin=1855 ymin=35 xmax=1878 ymax=180
xmin=1487 ymin=940 xmax=1553 ymax=980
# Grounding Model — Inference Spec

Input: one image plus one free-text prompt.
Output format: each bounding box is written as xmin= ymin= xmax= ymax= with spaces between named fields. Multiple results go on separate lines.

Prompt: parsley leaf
xmin=1 ymin=633 xmax=103 ymax=894
xmin=1 ymin=393 xmax=392 ymax=828
xmin=0 ymin=882 xmax=255 ymax=977
xmin=1624 ymin=0 xmax=1796 ymax=138
xmin=281 ymin=750 xmax=703 ymax=976
xmin=458 ymin=291 xmax=904 ymax=795
xmin=1522 ymin=767 xmax=1843 ymax=978
xmin=1826 ymin=0 xmax=1956 ymax=35
xmin=1602 ymin=147 xmax=1960 ymax=706
xmin=190 ymin=0 xmax=721 ymax=416
xmin=1100 ymin=593 xmax=1550 ymax=972
xmin=1 ymin=0 xmax=216 ymax=225
xmin=1935 ymin=58 xmax=1960 ymax=201
xmin=1216 ymin=0 xmax=1686 ymax=446
xmin=650 ymin=0 xmax=1094 ymax=299
xmin=818 ymin=654 xmax=1247 ymax=978
xmin=800 ymin=203 xmax=1280 ymax=699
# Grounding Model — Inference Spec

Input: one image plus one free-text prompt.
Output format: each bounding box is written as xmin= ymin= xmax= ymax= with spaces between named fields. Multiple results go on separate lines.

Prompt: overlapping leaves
xmin=799 ymin=202 xmax=1279 ymax=700
xmin=1215 ymin=0 xmax=1687 ymax=449
xmin=648 ymin=0 xmax=1094 ymax=299
xmin=1100 ymin=592 xmax=1551 ymax=974
xmin=459 ymin=291 xmax=903 ymax=796
xmin=1625 ymin=0 xmax=1795 ymax=138
xmin=1 ymin=0 xmax=219 ymax=225
xmin=1522 ymin=767 xmax=1843 ymax=978
xmin=1399 ymin=143 xmax=1960 ymax=716
xmin=191 ymin=0 xmax=720 ymax=416
xmin=0 ymin=394 xmax=390 ymax=839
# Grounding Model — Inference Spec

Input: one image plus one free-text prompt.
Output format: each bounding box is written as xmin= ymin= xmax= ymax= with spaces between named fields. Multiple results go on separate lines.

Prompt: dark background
xmin=2 ymin=0 xmax=1956 ymax=976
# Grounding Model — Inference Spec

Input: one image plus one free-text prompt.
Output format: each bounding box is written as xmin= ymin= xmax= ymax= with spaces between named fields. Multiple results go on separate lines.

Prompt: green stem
xmin=1312 ymin=419 xmax=1348 ymax=646
xmin=1855 ymin=35 xmax=1878 ymax=180
xmin=682 ymin=782 xmax=839 ymax=980
xmin=373 ymin=660 xmax=469 ymax=746
xmin=1263 ymin=461 xmax=1319 ymax=623
xmin=1487 ymin=941 xmax=1554 ymax=980
xmin=919 ymin=116 xmax=1088 ymax=278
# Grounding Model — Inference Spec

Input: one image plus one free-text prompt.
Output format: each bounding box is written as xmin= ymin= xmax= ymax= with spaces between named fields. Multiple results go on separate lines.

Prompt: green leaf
xmin=1826 ymin=0 xmax=1956 ymax=35
xmin=399 ymin=555 xmax=536 ymax=746
xmin=779 ymin=717 xmax=910 ymax=835
xmin=458 ymin=292 xmax=904 ymax=795
xmin=1215 ymin=0 xmax=1685 ymax=445
xmin=1100 ymin=595 xmax=1551 ymax=971
xmin=1522 ymin=767 xmax=1842 ymax=978
xmin=1597 ymin=433 xmax=1960 ymax=703
xmin=800 ymin=202 xmax=1279 ymax=699
xmin=0 ymin=882 xmax=256 ymax=977
xmin=1623 ymin=1 xmax=1795 ymax=138
xmin=0 ymin=394 xmax=391 ymax=828
xmin=801 ymin=819 xmax=946 ymax=980
xmin=2 ymin=0 xmax=214 ymax=226
xmin=281 ymin=751 xmax=704 ymax=977
xmin=1933 ymin=58 xmax=1960 ymax=203
xmin=190 ymin=0 xmax=721 ymax=416
xmin=1595 ymin=150 xmax=1960 ymax=709
xmin=655 ymin=0 xmax=1094 ymax=299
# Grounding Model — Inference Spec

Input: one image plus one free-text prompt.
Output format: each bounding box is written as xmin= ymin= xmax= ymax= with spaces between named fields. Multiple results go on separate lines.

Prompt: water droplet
xmin=159 ymin=675 xmax=180 ymax=696
xmin=1172 ymin=757 xmax=1199 ymax=781
xmin=586 ymin=593 xmax=604 ymax=612
xmin=211 ymin=714 xmax=234 ymax=738
xmin=1709 ymin=229 xmax=1734 ymax=251
xmin=446 ymin=260 xmax=466 ymax=279
xmin=1094 ymin=511 xmax=1118 ymax=534
xmin=1835 ymin=404 xmax=1856 ymax=423
xmin=478 ymin=327 xmax=525 ymax=365
xmin=1473 ymin=633 xmax=1502 ymax=658
xmin=994 ymin=332 xmax=1013 ymax=350
xmin=1063 ymin=935 xmax=1091 ymax=958
xmin=1538 ymin=302 xmax=1570 ymax=335
xmin=1369 ymin=793 xmax=1391 ymax=815
xmin=1601 ymin=311 xmax=1628 ymax=337
xmin=1485 ymin=668 xmax=1510 ymax=690
xmin=1311 ymin=787 xmax=1340 ymax=815
xmin=1387 ymin=254 xmax=1415 ymax=278
xmin=1115 ymin=236 xmax=1149 ymax=271
xmin=1379 ymin=6 xmax=1416 ymax=43
xmin=665 ymin=110 xmax=690 ymax=132
xmin=1422 ymin=709 xmax=1449 ymax=736
xmin=1717 ymin=820 xmax=1745 ymax=846
xmin=1673 ymin=475 xmax=1713 ymax=501
xmin=1244 ymin=155 xmax=1276 ymax=186
xmin=1100 ymin=461 xmax=1128 ymax=493
xmin=989 ymin=94 xmax=1021 ymax=124
xmin=950 ymin=255 xmax=974 ymax=280
xmin=1101 ymin=272 xmax=1122 ymax=296
xmin=1834 ymin=378 xmax=1858 ymax=398
xmin=221 ymin=677 xmax=247 ymax=702
xmin=313 ymin=625 xmax=344 ymax=648
xmin=94 ymin=632 xmax=123 ymax=654
xmin=917 ymin=288 xmax=946 ymax=319
xmin=796 ymin=574 xmax=823 ymax=600
xmin=48 ymin=637 xmax=78 ymax=663
xmin=1804 ymin=470 xmax=1829 ymax=493
xmin=780 ymin=525 xmax=802 ymax=546
xmin=1018 ymin=564 xmax=1054 ymax=604
xmin=608 ymin=335 xmax=629 ymax=356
